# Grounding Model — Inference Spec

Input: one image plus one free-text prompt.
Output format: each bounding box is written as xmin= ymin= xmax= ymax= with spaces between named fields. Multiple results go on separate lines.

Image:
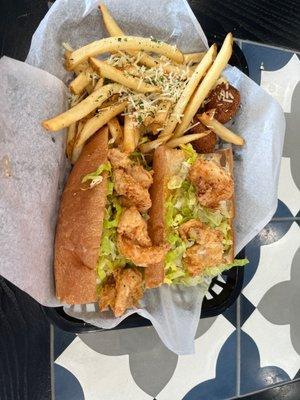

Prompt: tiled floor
xmin=52 ymin=44 xmax=300 ymax=400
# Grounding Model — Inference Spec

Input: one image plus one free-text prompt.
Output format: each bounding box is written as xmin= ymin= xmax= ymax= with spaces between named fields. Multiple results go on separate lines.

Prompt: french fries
xmin=184 ymin=52 xmax=206 ymax=64
xmin=197 ymin=112 xmax=244 ymax=145
xmin=99 ymin=4 xmax=124 ymax=36
xmin=166 ymin=132 xmax=209 ymax=148
xmin=71 ymin=121 xmax=85 ymax=164
xmin=66 ymin=36 xmax=184 ymax=70
xmin=66 ymin=123 xmax=77 ymax=159
xmin=74 ymin=101 xmax=127 ymax=149
xmin=69 ymin=70 xmax=93 ymax=95
xmin=139 ymin=137 xmax=164 ymax=153
xmin=90 ymin=58 xmax=160 ymax=93
xmin=42 ymin=83 xmax=123 ymax=131
xmin=123 ymin=115 xmax=140 ymax=153
xmin=93 ymin=77 xmax=104 ymax=91
xmin=46 ymin=4 xmax=242 ymax=166
xmin=147 ymin=100 xmax=171 ymax=133
xmin=107 ymin=117 xmax=123 ymax=144
xmin=99 ymin=4 xmax=170 ymax=71
xmin=173 ymin=33 xmax=233 ymax=138
xmin=159 ymin=44 xmax=217 ymax=141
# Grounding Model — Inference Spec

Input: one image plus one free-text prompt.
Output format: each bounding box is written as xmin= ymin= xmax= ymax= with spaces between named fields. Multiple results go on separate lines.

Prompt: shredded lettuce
xmin=203 ymin=258 xmax=249 ymax=278
xmin=129 ymin=151 xmax=151 ymax=170
xmin=82 ymin=162 xmax=111 ymax=188
xmin=163 ymin=145 xmax=247 ymax=286
xmin=180 ymin=143 xmax=197 ymax=165
xmin=96 ymin=174 xmax=127 ymax=284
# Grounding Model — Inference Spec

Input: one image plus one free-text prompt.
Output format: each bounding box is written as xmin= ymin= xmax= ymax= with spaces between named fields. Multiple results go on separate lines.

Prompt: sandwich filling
xmin=82 ymin=148 xmax=168 ymax=316
xmin=164 ymin=144 xmax=248 ymax=285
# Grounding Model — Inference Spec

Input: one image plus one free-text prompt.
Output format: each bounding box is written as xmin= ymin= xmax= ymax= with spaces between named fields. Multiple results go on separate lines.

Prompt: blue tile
xmin=54 ymin=325 xmax=76 ymax=361
xmin=182 ymin=332 xmax=237 ymax=400
xmin=223 ymin=301 xmax=237 ymax=327
xmin=244 ymin=239 xmax=262 ymax=289
xmin=240 ymin=331 xmax=290 ymax=395
xmin=274 ymin=200 xmax=294 ymax=219
xmin=54 ymin=364 xmax=84 ymax=400
xmin=240 ymin=294 xmax=256 ymax=326
xmin=241 ymin=43 xmax=294 ymax=85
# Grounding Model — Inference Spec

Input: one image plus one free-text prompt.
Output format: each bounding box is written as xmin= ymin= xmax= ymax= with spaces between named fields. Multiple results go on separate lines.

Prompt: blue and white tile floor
xmin=53 ymin=43 xmax=300 ymax=400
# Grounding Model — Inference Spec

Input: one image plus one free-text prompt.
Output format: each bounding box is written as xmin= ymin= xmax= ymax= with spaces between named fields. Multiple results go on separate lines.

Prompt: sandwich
xmin=55 ymin=126 xmax=168 ymax=316
xmin=146 ymin=143 xmax=247 ymax=288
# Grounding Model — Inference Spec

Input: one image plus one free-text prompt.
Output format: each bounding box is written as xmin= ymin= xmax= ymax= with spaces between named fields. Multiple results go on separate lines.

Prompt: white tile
xmin=157 ymin=315 xmax=235 ymax=400
xmin=242 ymin=309 xmax=300 ymax=378
xmin=55 ymin=337 xmax=152 ymax=400
xmin=278 ymin=157 xmax=300 ymax=216
xmin=243 ymin=222 xmax=300 ymax=306
xmin=260 ymin=54 xmax=300 ymax=113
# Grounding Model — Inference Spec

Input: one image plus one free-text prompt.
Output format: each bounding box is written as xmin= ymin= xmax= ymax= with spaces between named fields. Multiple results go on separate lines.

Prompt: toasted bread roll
xmin=55 ymin=127 xmax=108 ymax=304
xmin=146 ymin=146 xmax=185 ymax=288
xmin=147 ymin=146 xmax=235 ymax=287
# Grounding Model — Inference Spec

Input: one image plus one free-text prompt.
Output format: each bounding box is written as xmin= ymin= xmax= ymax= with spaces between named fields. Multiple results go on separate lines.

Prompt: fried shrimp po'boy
xmin=55 ymin=127 xmax=168 ymax=317
xmin=145 ymin=144 xmax=248 ymax=288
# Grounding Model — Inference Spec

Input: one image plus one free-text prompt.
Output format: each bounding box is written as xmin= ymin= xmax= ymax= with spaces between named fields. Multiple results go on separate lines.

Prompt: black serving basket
xmin=43 ymin=252 xmax=244 ymax=333
xmin=43 ymin=40 xmax=249 ymax=333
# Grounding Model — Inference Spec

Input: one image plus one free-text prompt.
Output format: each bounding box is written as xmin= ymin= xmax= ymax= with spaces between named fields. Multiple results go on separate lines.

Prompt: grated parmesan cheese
xmin=106 ymin=51 xmax=190 ymax=126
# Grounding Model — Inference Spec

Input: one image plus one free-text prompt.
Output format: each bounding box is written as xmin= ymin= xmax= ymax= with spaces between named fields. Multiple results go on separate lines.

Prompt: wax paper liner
xmin=0 ymin=0 xmax=285 ymax=354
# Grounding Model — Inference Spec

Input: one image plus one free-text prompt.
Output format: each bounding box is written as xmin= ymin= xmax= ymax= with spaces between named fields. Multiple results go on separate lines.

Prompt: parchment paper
xmin=0 ymin=0 xmax=285 ymax=354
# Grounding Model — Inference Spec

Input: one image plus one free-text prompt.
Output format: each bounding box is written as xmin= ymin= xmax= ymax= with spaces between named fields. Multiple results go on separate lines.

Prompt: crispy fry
xmin=155 ymin=100 xmax=172 ymax=124
xmin=123 ymin=115 xmax=140 ymax=153
xmin=139 ymin=137 xmax=164 ymax=153
xmin=100 ymin=93 xmax=120 ymax=108
xmin=184 ymin=52 xmax=206 ymax=64
xmin=159 ymin=44 xmax=217 ymax=141
xmin=99 ymin=4 xmax=124 ymax=36
xmin=198 ymin=112 xmax=244 ymax=145
xmin=64 ymin=47 xmax=90 ymax=74
xmin=147 ymin=100 xmax=171 ymax=133
xmin=108 ymin=117 xmax=123 ymax=144
xmin=71 ymin=121 xmax=85 ymax=164
xmin=90 ymin=58 xmax=160 ymax=93
xmin=74 ymin=101 xmax=126 ymax=149
xmin=69 ymin=70 xmax=92 ymax=95
xmin=98 ymin=4 xmax=173 ymax=70
xmin=66 ymin=36 xmax=184 ymax=70
xmin=66 ymin=123 xmax=77 ymax=159
xmin=166 ymin=132 xmax=209 ymax=148
xmin=93 ymin=77 xmax=104 ymax=91
xmin=42 ymin=83 xmax=123 ymax=131
xmin=174 ymin=33 xmax=233 ymax=138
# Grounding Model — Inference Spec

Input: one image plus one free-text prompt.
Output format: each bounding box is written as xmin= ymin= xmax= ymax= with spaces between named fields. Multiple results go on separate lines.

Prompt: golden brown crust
xmin=146 ymin=146 xmax=169 ymax=288
xmin=147 ymin=146 xmax=235 ymax=287
xmin=217 ymin=147 xmax=235 ymax=264
xmin=55 ymin=127 xmax=108 ymax=304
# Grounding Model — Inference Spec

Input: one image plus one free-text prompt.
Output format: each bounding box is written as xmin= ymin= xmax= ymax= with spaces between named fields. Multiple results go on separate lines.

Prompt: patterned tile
xmin=182 ymin=331 xmax=237 ymax=400
xmin=243 ymin=203 xmax=293 ymax=289
xmin=79 ymin=326 xmax=178 ymax=398
xmin=53 ymin=325 xmax=76 ymax=360
xmin=240 ymin=330 xmax=290 ymax=395
xmin=55 ymin=336 xmax=152 ymax=400
xmin=54 ymin=364 xmax=84 ymax=400
xmin=242 ymin=310 xmax=299 ymax=380
xmin=157 ymin=316 xmax=235 ymax=400
xmin=242 ymin=43 xmax=294 ymax=85
xmin=243 ymin=222 xmax=300 ymax=307
xmin=258 ymin=247 xmax=300 ymax=358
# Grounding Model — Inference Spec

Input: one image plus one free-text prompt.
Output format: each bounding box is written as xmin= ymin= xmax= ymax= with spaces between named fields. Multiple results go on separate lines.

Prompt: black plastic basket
xmin=43 ymin=250 xmax=245 ymax=333
xmin=43 ymin=42 xmax=248 ymax=333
